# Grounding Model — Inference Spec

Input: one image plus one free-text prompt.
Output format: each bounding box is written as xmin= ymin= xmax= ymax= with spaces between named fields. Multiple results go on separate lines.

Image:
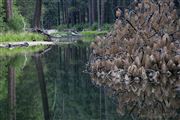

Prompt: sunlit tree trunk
xmin=5 ymin=0 xmax=13 ymax=21
xmin=34 ymin=54 xmax=50 ymax=120
xmin=8 ymin=66 xmax=16 ymax=120
xmin=33 ymin=0 xmax=42 ymax=30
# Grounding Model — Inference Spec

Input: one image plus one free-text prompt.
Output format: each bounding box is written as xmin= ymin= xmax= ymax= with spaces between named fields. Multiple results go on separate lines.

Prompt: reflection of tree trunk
xmin=99 ymin=88 xmax=102 ymax=120
xmin=8 ymin=66 xmax=16 ymax=120
xmin=34 ymin=54 xmax=50 ymax=120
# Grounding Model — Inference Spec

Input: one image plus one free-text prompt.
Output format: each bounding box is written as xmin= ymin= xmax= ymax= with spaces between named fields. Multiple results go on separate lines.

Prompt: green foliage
xmin=0 ymin=55 xmax=44 ymax=119
xmin=72 ymin=24 xmax=89 ymax=31
xmin=81 ymin=30 xmax=108 ymax=36
xmin=7 ymin=8 xmax=24 ymax=31
xmin=56 ymin=24 xmax=68 ymax=31
xmin=72 ymin=24 xmax=83 ymax=31
xmin=0 ymin=32 xmax=46 ymax=42
xmin=0 ymin=46 xmax=45 ymax=56
xmin=0 ymin=1 xmax=6 ymax=32
xmin=91 ymin=23 xmax=98 ymax=31
xmin=102 ymin=23 xmax=112 ymax=31
xmin=57 ymin=23 xmax=109 ymax=32
xmin=16 ymin=0 xmax=35 ymax=27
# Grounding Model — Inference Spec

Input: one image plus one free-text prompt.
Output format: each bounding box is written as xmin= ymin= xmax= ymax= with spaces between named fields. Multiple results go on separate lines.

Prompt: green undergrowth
xmin=0 ymin=45 xmax=46 ymax=56
xmin=51 ymin=30 xmax=107 ymax=37
xmin=0 ymin=32 xmax=46 ymax=42
xmin=51 ymin=31 xmax=68 ymax=36
xmin=80 ymin=30 xmax=108 ymax=36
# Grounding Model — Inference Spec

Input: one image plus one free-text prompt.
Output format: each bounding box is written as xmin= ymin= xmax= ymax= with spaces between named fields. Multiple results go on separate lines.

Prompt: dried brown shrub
xmin=90 ymin=0 xmax=180 ymax=79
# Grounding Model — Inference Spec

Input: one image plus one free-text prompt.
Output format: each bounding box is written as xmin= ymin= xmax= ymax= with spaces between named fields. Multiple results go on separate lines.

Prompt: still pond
xmin=0 ymin=43 xmax=179 ymax=120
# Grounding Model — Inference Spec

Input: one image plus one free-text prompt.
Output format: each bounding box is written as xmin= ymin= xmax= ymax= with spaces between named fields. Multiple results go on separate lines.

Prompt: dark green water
xmin=0 ymin=44 xmax=121 ymax=120
xmin=1 ymin=44 xmax=179 ymax=120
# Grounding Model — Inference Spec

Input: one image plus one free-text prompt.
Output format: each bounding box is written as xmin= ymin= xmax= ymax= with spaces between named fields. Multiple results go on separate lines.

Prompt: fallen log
xmin=0 ymin=41 xmax=55 ymax=48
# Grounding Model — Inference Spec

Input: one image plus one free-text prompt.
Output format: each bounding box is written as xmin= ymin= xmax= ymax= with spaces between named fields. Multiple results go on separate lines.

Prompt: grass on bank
xmin=0 ymin=45 xmax=46 ymax=56
xmin=51 ymin=30 xmax=108 ymax=36
xmin=80 ymin=30 xmax=108 ymax=36
xmin=0 ymin=32 xmax=46 ymax=42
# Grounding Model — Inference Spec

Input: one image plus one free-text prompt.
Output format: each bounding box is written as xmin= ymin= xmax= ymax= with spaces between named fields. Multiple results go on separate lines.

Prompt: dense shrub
xmin=0 ymin=2 xmax=6 ymax=32
xmin=72 ymin=24 xmax=88 ymax=31
xmin=7 ymin=9 xmax=24 ymax=31
xmin=102 ymin=23 xmax=112 ymax=31
xmin=57 ymin=24 xmax=68 ymax=31
xmin=91 ymin=23 xmax=98 ymax=31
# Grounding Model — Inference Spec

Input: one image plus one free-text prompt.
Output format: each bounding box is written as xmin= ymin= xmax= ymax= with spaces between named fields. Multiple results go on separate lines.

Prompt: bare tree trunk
xmin=34 ymin=54 xmax=50 ymax=120
xmin=5 ymin=0 xmax=13 ymax=21
xmin=64 ymin=1 xmax=69 ymax=26
xmin=97 ymin=0 xmax=100 ymax=30
xmin=92 ymin=0 xmax=95 ymax=24
xmin=57 ymin=0 xmax=61 ymax=25
xmin=101 ymin=0 xmax=105 ymax=25
xmin=33 ymin=0 xmax=43 ymax=30
xmin=8 ymin=66 xmax=16 ymax=120
xmin=88 ymin=0 xmax=92 ymax=26
xmin=61 ymin=0 xmax=65 ymax=24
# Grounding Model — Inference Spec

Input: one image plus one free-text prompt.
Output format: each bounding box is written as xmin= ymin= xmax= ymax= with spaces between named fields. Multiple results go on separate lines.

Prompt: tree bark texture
xmin=33 ymin=0 xmax=42 ymax=29
xmin=5 ymin=0 xmax=13 ymax=21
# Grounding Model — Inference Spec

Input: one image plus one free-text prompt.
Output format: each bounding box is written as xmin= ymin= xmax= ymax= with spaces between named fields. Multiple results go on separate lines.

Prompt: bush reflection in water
xmin=91 ymin=74 xmax=180 ymax=119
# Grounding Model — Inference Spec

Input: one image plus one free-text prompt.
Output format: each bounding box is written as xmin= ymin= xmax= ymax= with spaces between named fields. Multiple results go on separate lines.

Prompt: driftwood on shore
xmin=34 ymin=29 xmax=82 ymax=42
xmin=0 ymin=41 xmax=55 ymax=48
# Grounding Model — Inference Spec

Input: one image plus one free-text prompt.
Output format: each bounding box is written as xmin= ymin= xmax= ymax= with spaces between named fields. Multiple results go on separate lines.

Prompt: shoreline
xmin=0 ymin=41 xmax=55 ymax=48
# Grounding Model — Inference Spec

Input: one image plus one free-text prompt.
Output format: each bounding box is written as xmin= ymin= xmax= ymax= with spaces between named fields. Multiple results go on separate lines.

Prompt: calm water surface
xmin=0 ymin=43 xmax=180 ymax=120
xmin=0 ymin=44 xmax=122 ymax=120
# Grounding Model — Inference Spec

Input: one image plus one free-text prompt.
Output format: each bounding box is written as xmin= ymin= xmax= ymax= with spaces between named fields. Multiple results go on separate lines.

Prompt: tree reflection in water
xmin=44 ymin=44 xmax=121 ymax=120
xmin=91 ymin=74 xmax=180 ymax=119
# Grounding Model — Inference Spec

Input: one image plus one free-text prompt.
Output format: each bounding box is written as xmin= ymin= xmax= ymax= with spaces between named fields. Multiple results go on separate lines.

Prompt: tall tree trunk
xmin=5 ymin=0 xmax=13 ymax=21
xmin=88 ymin=0 xmax=92 ymax=26
xmin=92 ymin=0 xmax=95 ymax=24
xmin=61 ymin=0 xmax=65 ymax=24
xmin=101 ymin=0 xmax=105 ymax=25
xmin=34 ymin=54 xmax=50 ymax=120
xmin=57 ymin=0 xmax=61 ymax=25
xmin=64 ymin=1 xmax=69 ymax=26
xmin=8 ymin=66 xmax=16 ymax=120
xmin=97 ymin=0 xmax=100 ymax=30
xmin=33 ymin=0 xmax=43 ymax=30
